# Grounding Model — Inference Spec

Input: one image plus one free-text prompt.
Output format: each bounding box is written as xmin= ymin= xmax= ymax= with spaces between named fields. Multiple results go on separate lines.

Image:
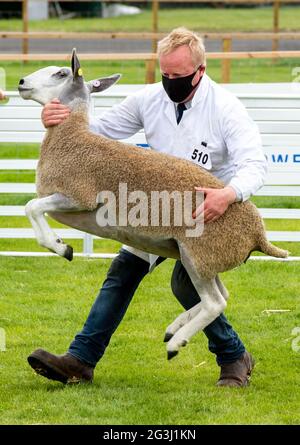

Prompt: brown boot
xmin=27 ymin=348 xmax=94 ymax=384
xmin=216 ymin=351 xmax=255 ymax=388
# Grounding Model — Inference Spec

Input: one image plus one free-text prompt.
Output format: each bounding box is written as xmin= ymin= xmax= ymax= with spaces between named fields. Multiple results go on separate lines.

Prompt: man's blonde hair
xmin=157 ymin=27 xmax=206 ymax=68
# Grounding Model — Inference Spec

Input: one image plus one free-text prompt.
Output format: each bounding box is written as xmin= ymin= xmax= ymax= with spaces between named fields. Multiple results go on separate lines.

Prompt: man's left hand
xmin=193 ymin=186 xmax=237 ymax=223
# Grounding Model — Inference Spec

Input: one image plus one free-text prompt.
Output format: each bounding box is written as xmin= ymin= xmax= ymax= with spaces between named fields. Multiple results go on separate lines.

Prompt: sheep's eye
xmin=54 ymin=70 xmax=68 ymax=79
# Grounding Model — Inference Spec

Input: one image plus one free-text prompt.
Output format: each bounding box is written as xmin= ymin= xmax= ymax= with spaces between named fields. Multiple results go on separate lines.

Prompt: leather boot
xmin=28 ymin=348 xmax=94 ymax=384
xmin=217 ymin=351 xmax=255 ymax=387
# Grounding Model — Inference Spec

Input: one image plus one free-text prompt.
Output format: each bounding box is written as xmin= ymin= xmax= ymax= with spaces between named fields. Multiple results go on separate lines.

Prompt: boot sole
xmin=28 ymin=354 xmax=69 ymax=384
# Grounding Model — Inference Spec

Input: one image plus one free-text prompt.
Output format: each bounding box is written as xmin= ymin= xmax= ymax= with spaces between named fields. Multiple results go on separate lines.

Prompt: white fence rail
xmin=0 ymin=83 xmax=300 ymax=259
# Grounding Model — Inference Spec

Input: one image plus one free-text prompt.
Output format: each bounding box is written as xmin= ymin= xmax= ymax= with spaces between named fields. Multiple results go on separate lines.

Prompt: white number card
xmin=190 ymin=142 xmax=212 ymax=170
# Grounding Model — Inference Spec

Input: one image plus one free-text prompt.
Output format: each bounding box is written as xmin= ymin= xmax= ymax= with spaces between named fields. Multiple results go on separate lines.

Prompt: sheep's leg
xmin=164 ymin=302 xmax=202 ymax=343
xmin=166 ymin=246 xmax=227 ymax=360
xmin=25 ymin=193 xmax=83 ymax=261
xmin=164 ymin=273 xmax=227 ymax=342
xmin=216 ymin=274 xmax=229 ymax=301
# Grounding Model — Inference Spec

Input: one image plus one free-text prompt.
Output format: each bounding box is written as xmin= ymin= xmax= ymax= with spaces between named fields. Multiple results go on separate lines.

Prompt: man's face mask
xmin=162 ymin=66 xmax=202 ymax=103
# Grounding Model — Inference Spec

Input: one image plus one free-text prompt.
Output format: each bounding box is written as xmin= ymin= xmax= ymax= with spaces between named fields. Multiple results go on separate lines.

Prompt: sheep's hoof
xmin=64 ymin=245 xmax=73 ymax=261
xmin=167 ymin=350 xmax=178 ymax=361
xmin=163 ymin=332 xmax=173 ymax=343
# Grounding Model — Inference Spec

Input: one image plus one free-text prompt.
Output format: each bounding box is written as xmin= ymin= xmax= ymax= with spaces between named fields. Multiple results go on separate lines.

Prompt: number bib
xmin=190 ymin=144 xmax=212 ymax=170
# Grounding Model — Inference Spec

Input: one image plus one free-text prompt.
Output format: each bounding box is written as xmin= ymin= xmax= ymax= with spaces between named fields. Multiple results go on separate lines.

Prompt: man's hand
xmin=193 ymin=186 xmax=237 ymax=223
xmin=0 ymin=90 xmax=6 ymax=101
xmin=41 ymin=98 xmax=70 ymax=128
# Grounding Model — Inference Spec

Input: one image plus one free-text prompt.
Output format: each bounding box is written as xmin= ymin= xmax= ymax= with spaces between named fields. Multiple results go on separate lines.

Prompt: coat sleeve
xmin=221 ymin=98 xmax=268 ymax=202
xmin=89 ymin=91 xmax=144 ymax=139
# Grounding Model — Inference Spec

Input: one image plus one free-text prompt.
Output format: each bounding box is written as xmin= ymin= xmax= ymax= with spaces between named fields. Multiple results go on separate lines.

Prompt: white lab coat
xmin=89 ymin=73 xmax=267 ymax=268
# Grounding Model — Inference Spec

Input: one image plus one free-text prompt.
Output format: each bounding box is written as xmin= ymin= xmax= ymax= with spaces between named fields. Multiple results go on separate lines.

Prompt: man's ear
xmin=200 ymin=65 xmax=206 ymax=75
xmin=86 ymin=74 xmax=122 ymax=94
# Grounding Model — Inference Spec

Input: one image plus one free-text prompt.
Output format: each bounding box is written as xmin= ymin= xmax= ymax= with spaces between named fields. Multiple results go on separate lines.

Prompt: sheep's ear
xmin=71 ymin=48 xmax=83 ymax=80
xmin=86 ymin=74 xmax=122 ymax=94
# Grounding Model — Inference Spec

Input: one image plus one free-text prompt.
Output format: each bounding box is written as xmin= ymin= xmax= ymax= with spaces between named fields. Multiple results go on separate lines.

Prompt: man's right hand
xmin=42 ymin=98 xmax=71 ymax=128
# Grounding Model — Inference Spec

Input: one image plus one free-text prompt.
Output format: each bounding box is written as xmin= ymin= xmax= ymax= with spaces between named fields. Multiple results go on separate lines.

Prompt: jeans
xmin=68 ymin=248 xmax=245 ymax=367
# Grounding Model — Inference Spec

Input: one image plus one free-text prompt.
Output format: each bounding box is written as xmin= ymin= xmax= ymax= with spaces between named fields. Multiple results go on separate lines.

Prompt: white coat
xmin=89 ymin=73 xmax=268 ymax=267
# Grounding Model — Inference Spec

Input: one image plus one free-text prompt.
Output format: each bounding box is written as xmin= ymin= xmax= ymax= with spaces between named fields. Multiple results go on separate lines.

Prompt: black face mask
xmin=162 ymin=67 xmax=201 ymax=103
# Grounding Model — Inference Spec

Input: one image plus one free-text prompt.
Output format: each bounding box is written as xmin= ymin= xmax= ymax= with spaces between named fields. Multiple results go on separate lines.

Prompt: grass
xmin=0 ymin=257 xmax=299 ymax=424
xmin=0 ymin=8 xmax=299 ymax=424
xmin=1 ymin=58 xmax=299 ymax=91
xmin=1 ymin=6 xmax=300 ymax=32
xmin=0 ymin=148 xmax=299 ymax=425
xmin=0 ymin=155 xmax=298 ymax=425
xmin=1 ymin=6 xmax=300 ymax=87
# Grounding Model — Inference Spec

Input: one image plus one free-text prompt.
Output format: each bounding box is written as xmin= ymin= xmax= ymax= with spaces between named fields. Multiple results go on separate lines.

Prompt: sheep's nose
xmin=19 ymin=79 xmax=25 ymax=85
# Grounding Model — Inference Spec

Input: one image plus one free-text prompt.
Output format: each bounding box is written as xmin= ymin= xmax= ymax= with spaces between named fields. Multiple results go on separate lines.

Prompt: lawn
xmin=1 ymin=6 xmax=300 ymax=86
xmin=2 ymin=58 xmax=299 ymax=90
xmin=0 ymin=148 xmax=299 ymax=425
xmin=0 ymin=256 xmax=299 ymax=425
xmin=1 ymin=6 xmax=300 ymax=32
xmin=0 ymin=6 xmax=299 ymax=426
xmin=0 ymin=150 xmax=299 ymax=425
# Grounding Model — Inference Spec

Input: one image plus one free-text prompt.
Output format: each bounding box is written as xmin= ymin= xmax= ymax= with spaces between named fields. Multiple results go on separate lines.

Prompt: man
xmin=0 ymin=90 xmax=6 ymax=100
xmin=28 ymin=28 xmax=267 ymax=387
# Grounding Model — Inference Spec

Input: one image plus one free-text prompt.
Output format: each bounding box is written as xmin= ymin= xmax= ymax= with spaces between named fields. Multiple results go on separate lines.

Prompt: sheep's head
xmin=18 ymin=49 xmax=121 ymax=107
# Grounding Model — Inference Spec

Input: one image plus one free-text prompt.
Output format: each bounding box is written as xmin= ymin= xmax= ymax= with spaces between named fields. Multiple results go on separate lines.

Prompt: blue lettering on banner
xmin=269 ymin=153 xmax=300 ymax=164
xmin=293 ymin=154 xmax=300 ymax=163
xmin=271 ymin=154 xmax=289 ymax=163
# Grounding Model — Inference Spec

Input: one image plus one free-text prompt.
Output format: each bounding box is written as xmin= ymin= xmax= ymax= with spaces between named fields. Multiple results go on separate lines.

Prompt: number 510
xmin=191 ymin=149 xmax=209 ymax=165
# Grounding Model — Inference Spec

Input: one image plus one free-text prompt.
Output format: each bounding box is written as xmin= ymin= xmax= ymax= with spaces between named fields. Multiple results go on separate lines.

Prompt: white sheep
xmin=18 ymin=49 xmax=288 ymax=359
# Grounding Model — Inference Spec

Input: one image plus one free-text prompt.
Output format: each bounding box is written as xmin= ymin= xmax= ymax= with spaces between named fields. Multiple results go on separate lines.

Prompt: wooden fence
xmin=1 ymin=1 xmax=300 ymax=82
xmin=1 ymin=0 xmax=300 ymax=53
xmin=0 ymin=49 xmax=300 ymax=84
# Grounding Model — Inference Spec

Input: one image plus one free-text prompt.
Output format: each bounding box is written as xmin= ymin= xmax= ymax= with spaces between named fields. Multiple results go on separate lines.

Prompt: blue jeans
xmin=68 ymin=248 xmax=245 ymax=367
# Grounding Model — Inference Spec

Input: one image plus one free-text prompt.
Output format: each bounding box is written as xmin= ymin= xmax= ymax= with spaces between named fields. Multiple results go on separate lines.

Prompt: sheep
xmin=18 ymin=49 xmax=288 ymax=359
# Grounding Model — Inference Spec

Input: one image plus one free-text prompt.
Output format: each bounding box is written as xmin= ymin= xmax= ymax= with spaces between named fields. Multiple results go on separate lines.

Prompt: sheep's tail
xmin=258 ymin=236 xmax=289 ymax=258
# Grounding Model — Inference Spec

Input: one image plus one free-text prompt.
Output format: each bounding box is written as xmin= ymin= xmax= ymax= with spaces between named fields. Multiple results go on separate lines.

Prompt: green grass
xmin=1 ymin=6 xmax=300 ymax=87
xmin=251 ymin=196 xmax=300 ymax=209
xmin=0 ymin=257 xmax=299 ymax=424
xmin=0 ymin=171 xmax=35 ymax=183
xmin=1 ymin=60 xmax=149 ymax=90
xmin=1 ymin=6 xmax=300 ymax=32
xmin=0 ymin=8 xmax=299 ymax=425
xmin=0 ymin=143 xmax=40 ymax=159
xmin=1 ymin=58 xmax=299 ymax=90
